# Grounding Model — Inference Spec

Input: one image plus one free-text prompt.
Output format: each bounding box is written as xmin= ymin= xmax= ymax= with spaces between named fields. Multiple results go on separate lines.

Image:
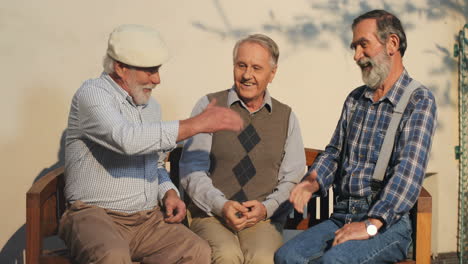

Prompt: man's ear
xmin=269 ymin=65 xmax=278 ymax=83
xmin=114 ymin=61 xmax=127 ymax=79
xmin=386 ymin=33 xmax=400 ymax=56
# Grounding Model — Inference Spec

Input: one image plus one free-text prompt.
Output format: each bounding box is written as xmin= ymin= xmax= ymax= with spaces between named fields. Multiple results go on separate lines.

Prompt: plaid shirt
xmin=312 ymin=70 xmax=437 ymax=227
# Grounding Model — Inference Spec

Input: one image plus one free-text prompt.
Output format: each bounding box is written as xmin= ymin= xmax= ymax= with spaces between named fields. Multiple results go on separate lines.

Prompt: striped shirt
xmin=64 ymin=72 xmax=179 ymax=213
xmin=312 ymin=70 xmax=437 ymax=227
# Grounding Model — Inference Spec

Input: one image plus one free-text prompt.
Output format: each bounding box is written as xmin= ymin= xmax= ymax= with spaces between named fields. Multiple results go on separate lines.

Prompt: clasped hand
xmin=222 ymin=200 xmax=266 ymax=231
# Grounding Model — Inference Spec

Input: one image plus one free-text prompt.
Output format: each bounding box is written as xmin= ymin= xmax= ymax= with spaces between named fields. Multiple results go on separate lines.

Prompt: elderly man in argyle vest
xmin=180 ymin=34 xmax=305 ymax=264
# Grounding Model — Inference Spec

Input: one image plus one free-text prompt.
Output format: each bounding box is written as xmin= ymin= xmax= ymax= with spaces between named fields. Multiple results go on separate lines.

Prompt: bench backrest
xmin=26 ymin=167 xmax=66 ymax=263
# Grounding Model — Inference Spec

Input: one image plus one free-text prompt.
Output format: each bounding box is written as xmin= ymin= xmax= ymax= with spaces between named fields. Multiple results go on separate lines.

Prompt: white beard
xmin=358 ymin=50 xmax=391 ymax=90
xmin=126 ymin=71 xmax=156 ymax=105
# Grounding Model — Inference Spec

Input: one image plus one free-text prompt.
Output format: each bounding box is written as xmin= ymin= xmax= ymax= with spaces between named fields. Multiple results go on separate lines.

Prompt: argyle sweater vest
xmin=207 ymin=90 xmax=291 ymax=202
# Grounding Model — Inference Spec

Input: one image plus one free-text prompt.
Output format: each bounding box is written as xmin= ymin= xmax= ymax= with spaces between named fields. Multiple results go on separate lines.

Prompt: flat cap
xmin=107 ymin=24 xmax=169 ymax=67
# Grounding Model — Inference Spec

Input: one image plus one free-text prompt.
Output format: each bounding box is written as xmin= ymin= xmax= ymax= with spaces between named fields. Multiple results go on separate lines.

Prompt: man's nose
xmin=242 ymin=67 xmax=253 ymax=79
xmin=150 ymin=72 xmax=161 ymax=84
xmin=354 ymin=46 xmax=364 ymax=62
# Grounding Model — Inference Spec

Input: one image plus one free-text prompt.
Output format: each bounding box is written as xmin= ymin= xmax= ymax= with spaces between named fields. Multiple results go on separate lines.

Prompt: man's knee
xmin=321 ymin=250 xmax=349 ymax=264
xmin=244 ymin=248 xmax=275 ymax=264
xmin=190 ymin=236 xmax=211 ymax=263
xmin=72 ymin=244 xmax=131 ymax=264
xmin=274 ymin=244 xmax=303 ymax=264
xmin=274 ymin=247 xmax=289 ymax=264
xmin=96 ymin=246 xmax=132 ymax=264
xmin=212 ymin=243 xmax=243 ymax=264
xmin=273 ymin=247 xmax=287 ymax=264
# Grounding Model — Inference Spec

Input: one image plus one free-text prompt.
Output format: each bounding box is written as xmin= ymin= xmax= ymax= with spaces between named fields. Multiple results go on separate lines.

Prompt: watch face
xmin=367 ymin=225 xmax=378 ymax=236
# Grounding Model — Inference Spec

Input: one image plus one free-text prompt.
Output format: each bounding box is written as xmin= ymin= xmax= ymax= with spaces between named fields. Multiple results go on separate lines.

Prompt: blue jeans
xmin=275 ymin=197 xmax=412 ymax=264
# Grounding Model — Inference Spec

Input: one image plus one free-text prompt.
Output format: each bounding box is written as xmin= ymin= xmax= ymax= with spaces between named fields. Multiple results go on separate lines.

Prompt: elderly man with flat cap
xmin=59 ymin=24 xmax=243 ymax=264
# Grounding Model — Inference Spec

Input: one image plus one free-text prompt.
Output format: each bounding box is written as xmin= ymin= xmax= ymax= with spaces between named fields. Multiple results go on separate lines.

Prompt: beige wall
xmin=1 ymin=0 xmax=466 ymax=261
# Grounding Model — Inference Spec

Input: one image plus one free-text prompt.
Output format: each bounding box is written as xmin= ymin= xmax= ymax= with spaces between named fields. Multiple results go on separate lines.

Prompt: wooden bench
xmin=26 ymin=148 xmax=432 ymax=264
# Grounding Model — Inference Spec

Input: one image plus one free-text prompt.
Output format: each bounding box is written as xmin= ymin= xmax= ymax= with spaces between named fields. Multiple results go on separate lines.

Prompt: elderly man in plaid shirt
xmin=275 ymin=9 xmax=437 ymax=264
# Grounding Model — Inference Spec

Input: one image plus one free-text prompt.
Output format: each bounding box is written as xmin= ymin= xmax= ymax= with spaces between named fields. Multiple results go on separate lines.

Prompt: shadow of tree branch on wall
xmin=191 ymin=0 xmax=467 ymax=131
xmin=193 ymin=0 xmax=467 ymax=48
xmin=424 ymin=42 xmax=458 ymax=115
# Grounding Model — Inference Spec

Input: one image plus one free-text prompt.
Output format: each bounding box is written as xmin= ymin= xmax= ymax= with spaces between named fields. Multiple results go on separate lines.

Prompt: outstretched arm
xmin=179 ymin=96 xmax=234 ymax=217
xmin=177 ymin=99 xmax=243 ymax=142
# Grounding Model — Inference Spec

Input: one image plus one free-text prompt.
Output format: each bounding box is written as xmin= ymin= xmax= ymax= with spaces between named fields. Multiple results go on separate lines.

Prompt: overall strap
xmin=372 ymin=80 xmax=421 ymax=182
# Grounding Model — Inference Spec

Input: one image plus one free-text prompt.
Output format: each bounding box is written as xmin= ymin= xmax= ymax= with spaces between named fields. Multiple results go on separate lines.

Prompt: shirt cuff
xmin=211 ymin=196 xmax=229 ymax=217
xmin=368 ymin=201 xmax=396 ymax=228
xmin=262 ymin=199 xmax=279 ymax=219
xmin=158 ymin=181 xmax=180 ymax=202
xmin=315 ymin=176 xmax=328 ymax=197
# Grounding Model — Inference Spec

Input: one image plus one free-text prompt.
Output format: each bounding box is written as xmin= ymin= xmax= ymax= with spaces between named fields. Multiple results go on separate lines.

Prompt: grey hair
xmin=232 ymin=34 xmax=279 ymax=67
xmin=352 ymin=10 xmax=407 ymax=57
xmin=102 ymin=54 xmax=116 ymax=74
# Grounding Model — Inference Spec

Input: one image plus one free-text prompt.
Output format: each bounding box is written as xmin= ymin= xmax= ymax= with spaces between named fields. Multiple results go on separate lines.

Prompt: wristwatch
xmin=365 ymin=219 xmax=378 ymax=237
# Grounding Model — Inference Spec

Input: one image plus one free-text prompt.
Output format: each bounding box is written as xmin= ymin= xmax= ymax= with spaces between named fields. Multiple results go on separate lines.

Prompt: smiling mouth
xmin=241 ymin=81 xmax=256 ymax=87
xmin=357 ymin=57 xmax=373 ymax=69
xmin=358 ymin=61 xmax=372 ymax=72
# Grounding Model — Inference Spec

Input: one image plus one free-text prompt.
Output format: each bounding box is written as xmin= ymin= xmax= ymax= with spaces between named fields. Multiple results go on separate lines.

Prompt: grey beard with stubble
xmin=357 ymin=51 xmax=391 ymax=90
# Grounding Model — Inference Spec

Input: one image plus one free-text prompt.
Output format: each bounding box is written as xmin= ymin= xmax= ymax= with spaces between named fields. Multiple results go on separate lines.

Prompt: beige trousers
xmin=59 ymin=201 xmax=211 ymax=264
xmin=189 ymin=216 xmax=283 ymax=264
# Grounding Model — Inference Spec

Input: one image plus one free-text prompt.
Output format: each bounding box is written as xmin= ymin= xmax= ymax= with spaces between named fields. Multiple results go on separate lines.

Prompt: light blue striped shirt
xmin=64 ymin=72 xmax=179 ymax=213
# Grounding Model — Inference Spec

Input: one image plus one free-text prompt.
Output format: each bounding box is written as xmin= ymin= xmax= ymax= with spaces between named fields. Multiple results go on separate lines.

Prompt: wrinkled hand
xmin=332 ymin=219 xmax=383 ymax=246
xmin=332 ymin=222 xmax=369 ymax=246
xmin=196 ymin=99 xmax=244 ymax=133
xmin=178 ymin=99 xmax=244 ymax=142
xmin=163 ymin=190 xmax=186 ymax=224
xmin=242 ymin=200 xmax=267 ymax=228
xmin=289 ymin=170 xmax=320 ymax=213
xmin=222 ymin=200 xmax=249 ymax=231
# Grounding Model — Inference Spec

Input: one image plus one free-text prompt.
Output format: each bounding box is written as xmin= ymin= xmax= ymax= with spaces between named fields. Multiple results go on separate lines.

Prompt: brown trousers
xmin=59 ymin=201 xmax=211 ymax=264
